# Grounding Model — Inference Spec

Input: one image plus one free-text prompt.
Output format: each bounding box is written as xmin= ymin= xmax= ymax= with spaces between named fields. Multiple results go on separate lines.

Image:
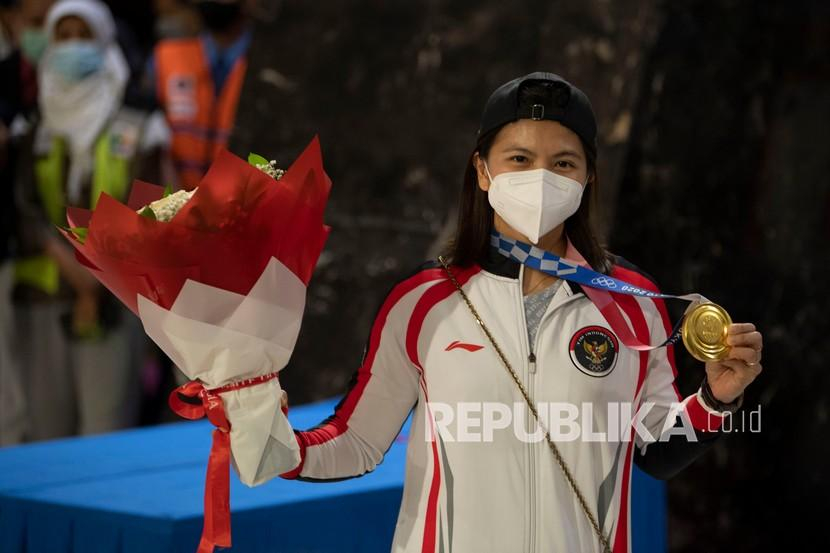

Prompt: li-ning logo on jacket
xmin=445 ymin=340 xmax=484 ymax=352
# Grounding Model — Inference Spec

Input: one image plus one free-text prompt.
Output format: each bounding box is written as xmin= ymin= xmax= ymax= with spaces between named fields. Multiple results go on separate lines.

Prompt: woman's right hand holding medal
xmin=705 ymin=323 xmax=763 ymax=405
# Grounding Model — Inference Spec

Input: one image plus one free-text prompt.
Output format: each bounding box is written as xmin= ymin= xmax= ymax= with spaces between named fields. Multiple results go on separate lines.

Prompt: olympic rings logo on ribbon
xmin=591 ymin=276 xmax=617 ymax=288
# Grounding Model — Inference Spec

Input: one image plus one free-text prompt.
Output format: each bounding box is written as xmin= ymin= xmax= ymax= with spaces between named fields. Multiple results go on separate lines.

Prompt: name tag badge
xmin=167 ymin=74 xmax=197 ymax=120
xmin=109 ymin=119 xmax=140 ymax=159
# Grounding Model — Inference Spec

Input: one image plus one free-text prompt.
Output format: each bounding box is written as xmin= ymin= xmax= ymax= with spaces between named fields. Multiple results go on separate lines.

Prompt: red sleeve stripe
xmin=402 ymin=265 xmax=480 ymax=553
xmin=406 ymin=265 xmax=481 ymax=375
xmin=609 ymin=266 xmax=652 ymax=396
xmin=610 ymin=265 xmax=722 ymax=432
xmin=650 ymin=296 xmax=682 ymax=401
xmin=608 ymin=266 xmax=652 ymax=552
xmin=419 ymin=381 xmax=444 ymax=553
xmin=294 ymin=268 xmax=446 ymax=451
xmin=611 ymin=265 xmax=682 ymax=401
xmin=685 ymin=395 xmax=725 ymax=432
xmin=609 ymin=293 xmax=646 ymax=552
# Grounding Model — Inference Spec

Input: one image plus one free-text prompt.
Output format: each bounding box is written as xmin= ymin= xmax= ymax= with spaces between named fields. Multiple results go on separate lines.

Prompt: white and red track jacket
xmin=281 ymin=239 xmax=727 ymax=553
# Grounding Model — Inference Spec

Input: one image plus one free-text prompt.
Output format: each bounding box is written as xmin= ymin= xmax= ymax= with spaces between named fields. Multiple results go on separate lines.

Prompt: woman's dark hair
xmin=443 ymin=82 xmax=612 ymax=274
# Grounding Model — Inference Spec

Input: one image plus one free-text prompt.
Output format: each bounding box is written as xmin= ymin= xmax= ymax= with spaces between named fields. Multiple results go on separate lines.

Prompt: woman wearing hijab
xmin=274 ymin=73 xmax=763 ymax=552
xmin=13 ymin=0 xmax=169 ymax=440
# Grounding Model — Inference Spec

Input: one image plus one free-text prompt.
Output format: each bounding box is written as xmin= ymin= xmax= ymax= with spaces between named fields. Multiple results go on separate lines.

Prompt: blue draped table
xmin=0 ymin=398 xmax=666 ymax=552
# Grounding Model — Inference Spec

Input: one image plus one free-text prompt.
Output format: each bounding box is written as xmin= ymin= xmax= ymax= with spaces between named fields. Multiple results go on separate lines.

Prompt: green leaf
xmin=62 ymin=226 xmax=89 ymax=244
xmin=139 ymin=206 xmax=157 ymax=220
xmin=163 ymin=183 xmax=173 ymax=197
xmin=248 ymin=153 xmax=269 ymax=167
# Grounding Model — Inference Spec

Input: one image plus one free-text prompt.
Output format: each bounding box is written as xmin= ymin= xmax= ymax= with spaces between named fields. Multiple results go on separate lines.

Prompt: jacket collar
xmin=477 ymin=235 xmax=589 ymax=296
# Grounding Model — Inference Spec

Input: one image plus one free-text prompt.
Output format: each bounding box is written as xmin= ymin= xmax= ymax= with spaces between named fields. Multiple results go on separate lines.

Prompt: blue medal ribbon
xmin=489 ymin=230 xmax=708 ymax=349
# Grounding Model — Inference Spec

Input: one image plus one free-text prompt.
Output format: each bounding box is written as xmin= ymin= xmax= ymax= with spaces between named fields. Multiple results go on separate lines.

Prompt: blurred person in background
xmin=12 ymin=0 xmax=170 ymax=440
xmin=147 ymin=0 xmax=250 ymax=190
xmin=0 ymin=0 xmax=39 ymax=446
xmin=102 ymin=1 xmax=173 ymax=117
xmin=152 ymin=0 xmax=200 ymax=40
xmin=1 ymin=0 xmax=43 ymax=161
xmin=17 ymin=0 xmax=52 ymax=67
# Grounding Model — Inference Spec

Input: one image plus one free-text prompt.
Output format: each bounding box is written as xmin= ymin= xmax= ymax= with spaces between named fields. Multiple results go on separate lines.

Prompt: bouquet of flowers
xmin=60 ymin=138 xmax=331 ymax=553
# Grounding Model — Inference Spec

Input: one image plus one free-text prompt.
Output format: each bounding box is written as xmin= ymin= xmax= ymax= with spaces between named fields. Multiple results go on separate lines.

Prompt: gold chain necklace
xmin=438 ymin=255 xmax=612 ymax=553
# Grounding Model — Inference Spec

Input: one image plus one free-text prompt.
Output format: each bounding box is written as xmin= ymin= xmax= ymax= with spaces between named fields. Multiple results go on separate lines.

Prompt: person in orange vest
xmin=148 ymin=0 xmax=250 ymax=190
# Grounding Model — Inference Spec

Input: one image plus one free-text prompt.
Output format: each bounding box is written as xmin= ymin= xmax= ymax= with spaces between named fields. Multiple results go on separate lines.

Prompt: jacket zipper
xmin=517 ymin=269 xmax=582 ymax=553
xmin=515 ymin=264 xmax=536 ymax=553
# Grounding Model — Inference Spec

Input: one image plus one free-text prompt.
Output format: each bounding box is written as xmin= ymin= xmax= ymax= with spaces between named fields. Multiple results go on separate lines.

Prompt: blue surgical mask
xmin=47 ymin=40 xmax=104 ymax=82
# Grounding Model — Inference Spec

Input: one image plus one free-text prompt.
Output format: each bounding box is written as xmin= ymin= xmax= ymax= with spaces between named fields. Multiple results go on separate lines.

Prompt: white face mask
xmin=484 ymin=162 xmax=585 ymax=244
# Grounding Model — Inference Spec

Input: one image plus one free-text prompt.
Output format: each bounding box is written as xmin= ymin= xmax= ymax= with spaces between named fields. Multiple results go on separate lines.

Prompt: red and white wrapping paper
xmin=59 ymin=137 xmax=332 ymax=552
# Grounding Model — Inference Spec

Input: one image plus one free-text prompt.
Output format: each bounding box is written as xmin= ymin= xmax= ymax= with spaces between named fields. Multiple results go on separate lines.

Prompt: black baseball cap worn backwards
xmin=477 ymin=72 xmax=598 ymax=151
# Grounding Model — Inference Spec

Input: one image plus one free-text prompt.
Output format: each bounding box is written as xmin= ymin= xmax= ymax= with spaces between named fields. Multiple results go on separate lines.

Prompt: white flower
xmin=253 ymin=160 xmax=285 ymax=180
xmin=137 ymin=158 xmax=283 ymax=221
xmin=140 ymin=189 xmax=196 ymax=222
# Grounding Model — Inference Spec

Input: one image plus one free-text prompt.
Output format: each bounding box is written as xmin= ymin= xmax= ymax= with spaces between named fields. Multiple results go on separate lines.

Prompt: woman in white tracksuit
xmin=279 ymin=73 xmax=764 ymax=553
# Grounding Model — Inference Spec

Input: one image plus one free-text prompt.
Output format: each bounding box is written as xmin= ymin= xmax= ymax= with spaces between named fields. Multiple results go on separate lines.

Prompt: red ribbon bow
xmin=169 ymin=372 xmax=280 ymax=553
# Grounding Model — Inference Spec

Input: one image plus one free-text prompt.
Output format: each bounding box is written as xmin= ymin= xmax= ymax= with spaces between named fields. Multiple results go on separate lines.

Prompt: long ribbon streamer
xmin=168 ymin=372 xmax=280 ymax=553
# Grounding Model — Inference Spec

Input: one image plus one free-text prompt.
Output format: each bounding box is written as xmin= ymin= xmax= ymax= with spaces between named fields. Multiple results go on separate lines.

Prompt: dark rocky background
xmin=230 ymin=1 xmax=830 ymax=550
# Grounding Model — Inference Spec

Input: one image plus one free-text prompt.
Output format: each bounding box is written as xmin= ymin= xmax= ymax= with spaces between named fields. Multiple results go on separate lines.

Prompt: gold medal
xmin=681 ymin=302 xmax=732 ymax=362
